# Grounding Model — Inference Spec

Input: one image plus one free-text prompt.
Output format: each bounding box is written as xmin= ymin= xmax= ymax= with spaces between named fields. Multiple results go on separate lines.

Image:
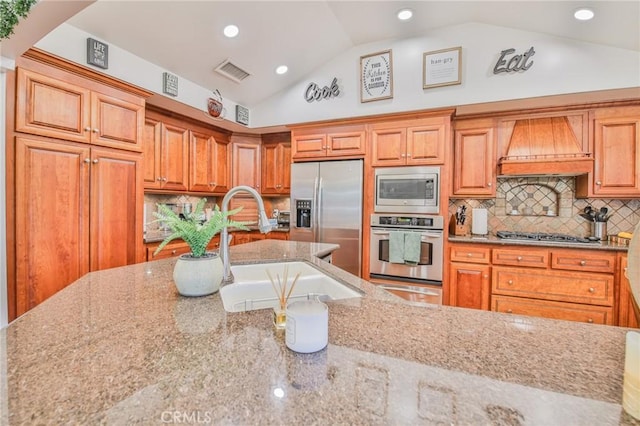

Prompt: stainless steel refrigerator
xmin=290 ymin=160 xmax=363 ymax=277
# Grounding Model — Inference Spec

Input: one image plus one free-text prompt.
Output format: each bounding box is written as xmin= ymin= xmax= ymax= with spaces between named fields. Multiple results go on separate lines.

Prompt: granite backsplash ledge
xmin=449 ymin=177 xmax=639 ymax=237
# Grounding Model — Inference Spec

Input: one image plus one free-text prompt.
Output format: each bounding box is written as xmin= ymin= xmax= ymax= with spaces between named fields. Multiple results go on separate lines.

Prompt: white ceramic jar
xmin=285 ymin=300 xmax=328 ymax=353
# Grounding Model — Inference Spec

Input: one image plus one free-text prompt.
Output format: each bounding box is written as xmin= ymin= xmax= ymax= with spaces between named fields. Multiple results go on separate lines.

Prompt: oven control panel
xmin=371 ymin=214 xmax=444 ymax=230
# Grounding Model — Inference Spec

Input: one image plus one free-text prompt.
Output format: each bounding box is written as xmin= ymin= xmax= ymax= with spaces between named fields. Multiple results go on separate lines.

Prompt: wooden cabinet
xmin=146 ymin=236 xmax=220 ymax=261
xmin=15 ymin=137 xmax=143 ymax=315
xmin=232 ymin=140 xmax=261 ymax=189
xmin=491 ymin=247 xmax=616 ymax=325
xmin=189 ymin=130 xmax=231 ymax=193
xmin=452 ymin=118 xmax=496 ymax=197
xmin=16 ymin=67 xmax=144 ymax=152
xmin=143 ymin=112 xmax=189 ymax=190
xmin=619 ymin=254 xmax=640 ymax=328
xmin=449 ymin=245 xmax=491 ymax=310
xmin=267 ymin=232 xmax=289 ymax=241
xmin=291 ymin=124 xmax=366 ymax=160
xmin=577 ymin=106 xmax=640 ymax=198
xmin=261 ymin=133 xmax=291 ymax=195
xmin=371 ymin=118 xmax=447 ymax=166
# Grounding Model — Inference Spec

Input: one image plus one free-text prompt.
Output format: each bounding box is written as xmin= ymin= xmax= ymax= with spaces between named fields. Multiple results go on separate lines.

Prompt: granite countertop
xmin=2 ymin=240 xmax=639 ymax=425
xmin=449 ymin=234 xmax=630 ymax=251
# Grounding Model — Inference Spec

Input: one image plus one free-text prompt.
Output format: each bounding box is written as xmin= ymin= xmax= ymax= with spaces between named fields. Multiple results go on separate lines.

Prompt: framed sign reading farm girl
xmin=360 ymin=49 xmax=393 ymax=103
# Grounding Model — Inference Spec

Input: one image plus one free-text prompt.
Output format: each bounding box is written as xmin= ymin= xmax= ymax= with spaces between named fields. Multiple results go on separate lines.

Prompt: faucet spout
xmin=220 ymin=185 xmax=273 ymax=284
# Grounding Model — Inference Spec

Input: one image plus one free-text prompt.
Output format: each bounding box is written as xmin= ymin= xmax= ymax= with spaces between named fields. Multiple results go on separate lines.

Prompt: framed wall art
xmin=423 ymin=46 xmax=462 ymax=89
xmin=360 ymin=49 xmax=393 ymax=103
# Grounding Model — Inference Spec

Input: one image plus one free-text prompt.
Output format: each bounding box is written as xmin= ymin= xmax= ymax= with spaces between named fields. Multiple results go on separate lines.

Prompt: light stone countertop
xmin=2 ymin=240 xmax=639 ymax=425
xmin=449 ymin=234 xmax=630 ymax=251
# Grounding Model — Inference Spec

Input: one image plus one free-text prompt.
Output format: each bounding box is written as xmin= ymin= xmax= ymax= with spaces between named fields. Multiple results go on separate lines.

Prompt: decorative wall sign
xmin=162 ymin=72 xmax=179 ymax=96
xmin=423 ymin=47 xmax=461 ymax=89
xmin=493 ymin=47 xmax=536 ymax=74
xmin=86 ymin=38 xmax=108 ymax=69
xmin=304 ymin=77 xmax=340 ymax=103
xmin=236 ymin=105 xmax=249 ymax=125
xmin=360 ymin=50 xmax=393 ymax=103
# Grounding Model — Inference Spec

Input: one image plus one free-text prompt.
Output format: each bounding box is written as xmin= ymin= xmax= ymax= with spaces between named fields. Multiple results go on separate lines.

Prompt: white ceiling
xmin=61 ymin=1 xmax=640 ymax=109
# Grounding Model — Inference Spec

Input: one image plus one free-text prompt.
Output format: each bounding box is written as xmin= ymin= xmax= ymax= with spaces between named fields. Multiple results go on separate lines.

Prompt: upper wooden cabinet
xmin=371 ymin=117 xmax=447 ymax=166
xmin=577 ymin=106 xmax=640 ymax=198
xmin=232 ymin=136 xmax=261 ymax=190
xmin=15 ymin=67 xmax=144 ymax=152
xmin=452 ymin=118 xmax=496 ymax=197
xmin=261 ymin=132 xmax=291 ymax=195
xmin=189 ymin=130 xmax=231 ymax=193
xmin=291 ymin=124 xmax=366 ymax=160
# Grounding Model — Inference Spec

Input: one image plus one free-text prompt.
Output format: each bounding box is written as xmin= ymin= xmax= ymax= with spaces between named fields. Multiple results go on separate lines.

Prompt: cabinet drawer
xmin=449 ymin=245 xmax=491 ymax=264
xmin=551 ymin=250 xmax=616 ymax=274
xmin=147 ymin=242 xmax=191 ymax=260
xmin=492 ymin=248 xmax=548 ymax=268
xmin=491 ymin=295 xmax=614 ymax=325
xmin=492 ymin=267 xmax=614 ymax=306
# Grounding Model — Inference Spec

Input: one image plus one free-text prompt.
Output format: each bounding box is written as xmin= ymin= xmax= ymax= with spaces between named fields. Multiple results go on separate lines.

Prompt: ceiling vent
xmin=214 ymin=59 xmax=251 ymax=83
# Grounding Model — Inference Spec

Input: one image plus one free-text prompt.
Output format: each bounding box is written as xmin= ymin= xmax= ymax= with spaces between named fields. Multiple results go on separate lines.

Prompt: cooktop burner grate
xmin=496 ymin=231 xmax=594 ymax=243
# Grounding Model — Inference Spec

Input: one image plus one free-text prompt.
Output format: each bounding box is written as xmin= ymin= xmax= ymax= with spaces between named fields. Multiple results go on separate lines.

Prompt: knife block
xmin=449 ymin=215 xmax=469 ymax=236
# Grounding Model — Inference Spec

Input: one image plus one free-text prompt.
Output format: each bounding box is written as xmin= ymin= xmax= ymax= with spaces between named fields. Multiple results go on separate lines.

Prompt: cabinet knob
xmin=92 ymin=159 xmax=99 ymax=164
xmin=587 ymin=318 xmax=594 ymax=323
xmin=483 ymin=275 xmax=489 ymax=279
xmin=171 ymin=250 xmax=177 ymax=255
xmin=92 ymin=128 xmax=100 ymax=133
xmin=401 ymin=154 xmax=406 ymax=158
xmin=517 ymin=256 xmax=523 ymax=261
xmin=508 ymin=280 xmax=513 ymax=285
xmin=157 ymin=177 xmax=162 ymax=181
xmin=84 ymin=158 xmax=91 ymax=163
xmin=588 ymin=287 xmax=595 ymax=293
xmin=580 ymin=260 xmax=586 ymax=266
xmin=487 ymin=182 xmax=492 ymax=187
xmin=506 ymin=309 xmax=513 ymax=314
xmin=406 ymin=153 xmax=411 ymax=158
xmin=596 ymin=181 xmax=602 ymax=185
xmin=209 ymin=182 xmax=216 ymax=186
xmin=467 ymin=253 xmax=472 ymax=257
xmin=84 ymin=127 xmax=91 ymax=132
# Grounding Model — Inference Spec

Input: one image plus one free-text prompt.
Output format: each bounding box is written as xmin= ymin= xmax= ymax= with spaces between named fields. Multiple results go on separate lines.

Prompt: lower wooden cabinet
xmin=449 ymin=244 xmax=491 ymax=310
xmin=146 ymin=236 xmax=221 ymax=261
xmin=266 ymin=232 xmax=289 ymax=241
xmin=492 ymin=295 xmax=614 ymax=325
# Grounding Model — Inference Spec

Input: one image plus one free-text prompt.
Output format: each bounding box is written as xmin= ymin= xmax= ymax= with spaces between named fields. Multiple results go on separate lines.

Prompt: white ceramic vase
xmin=173 ymin=252 xmax=223 ymax=297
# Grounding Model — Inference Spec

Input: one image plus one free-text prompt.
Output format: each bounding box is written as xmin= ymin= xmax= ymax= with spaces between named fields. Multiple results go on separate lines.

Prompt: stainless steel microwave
xmin=374 ymin=166 xmax=440 ymax=214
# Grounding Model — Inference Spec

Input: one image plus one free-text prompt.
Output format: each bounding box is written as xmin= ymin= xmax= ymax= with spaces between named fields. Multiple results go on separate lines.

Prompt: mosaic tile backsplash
xmin=449 ymin=177 xmax=640 ymax=238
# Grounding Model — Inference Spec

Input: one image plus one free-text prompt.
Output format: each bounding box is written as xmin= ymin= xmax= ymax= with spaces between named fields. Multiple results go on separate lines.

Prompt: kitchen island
xmin=2 ymin=240 xmax=639 ymax=425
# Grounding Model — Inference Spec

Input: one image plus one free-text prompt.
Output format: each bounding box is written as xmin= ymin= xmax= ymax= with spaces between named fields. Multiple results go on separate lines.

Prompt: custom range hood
xmin=497 ymin=116 xmax=593 ymax=176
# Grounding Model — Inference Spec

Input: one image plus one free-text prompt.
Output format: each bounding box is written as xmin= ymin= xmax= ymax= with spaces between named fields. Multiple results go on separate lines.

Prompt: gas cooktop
xmin=496 ymin=231 xmax=599 ymax=244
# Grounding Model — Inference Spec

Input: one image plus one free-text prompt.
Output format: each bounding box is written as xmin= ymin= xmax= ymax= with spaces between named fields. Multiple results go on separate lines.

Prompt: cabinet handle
xmin=84 ymin=127 xmax=91 ymax=132
xmin=92 ymin=159 xmax=99 ymax=164
xmin=588 ymin=287 xmax=595 ymax=293
xmin=84 ymin=158 xmax=91 ymax=163
xmin=596 ymin=181 xmax=602 ymax=185
xmin=508 ymin=280 xmax=513 ymax=285
xmin=580 ymin=260 xmax=586 ymax=266
xmin=506 ymin=309 xmax=513 ymax=314
xmin=157 ymin=177 xmax=162 ymax=181
xmin=517 ymin=256 xmax=522 ymax=261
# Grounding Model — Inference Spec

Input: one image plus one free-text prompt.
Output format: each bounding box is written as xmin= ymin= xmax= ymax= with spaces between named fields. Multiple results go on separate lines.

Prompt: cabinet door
xmin=90 ymin=91 xmax=144 ymax=152
xmin=453 ymin=125 xmax=495 ymax=197
xmin=327 ymin=130 xmax=366 ymax=157
xmin=262 ymin=143 xmax=291 ymax=194
xmin=371 ymin=127 xmax=406 ymax=167
xmin=591 ymin=108 xmax=640 ymax=197
xmin=142 ymin=117 xmax=162 ymax=189
xmin=233 ymin=143 xmax=261 ymax=189
xmin=211 ymin=139 xmax=231 ymax=193
xmin=89 ymin=147 xmax=143 ymax=271
xmin=619 ymin=255 xmax=640 ymax=328
xmin=15 ymin=137 xmax=90 ymax=315
xmin=292 ymin=133 xmax=326 ymax=159
xmin=406 ymin=124 xmax=445 ymax=165
xmin=160 ymin=122 xmax=189 ymax=191
xmin=189 ymin=130 xmax=214 ymax=192
xmin=449 ymin=263 xmax=491 ymax=310
xmin=15 ymin=68 xmax=91 ymax=144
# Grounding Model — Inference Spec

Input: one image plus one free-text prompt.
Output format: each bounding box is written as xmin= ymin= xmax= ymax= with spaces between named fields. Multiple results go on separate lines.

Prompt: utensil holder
xmin=591 ymin=222 xmax=607 ymax=240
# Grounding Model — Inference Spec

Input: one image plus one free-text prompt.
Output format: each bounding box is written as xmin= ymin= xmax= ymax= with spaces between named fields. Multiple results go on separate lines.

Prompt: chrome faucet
xmin=220 ymin=185 xmax=273 ymax=284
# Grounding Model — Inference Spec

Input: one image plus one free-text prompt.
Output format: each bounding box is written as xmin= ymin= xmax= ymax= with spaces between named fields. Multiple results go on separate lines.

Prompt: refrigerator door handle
xmin=317 ymin=177 xmax=323 ymax=242
xmin=312 ymin=176 xmax=319 ymax=241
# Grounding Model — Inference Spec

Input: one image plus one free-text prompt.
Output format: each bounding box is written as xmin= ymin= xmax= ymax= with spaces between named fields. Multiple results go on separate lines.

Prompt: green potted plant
xmin=153 ymin=198 xmax=249 ymax=297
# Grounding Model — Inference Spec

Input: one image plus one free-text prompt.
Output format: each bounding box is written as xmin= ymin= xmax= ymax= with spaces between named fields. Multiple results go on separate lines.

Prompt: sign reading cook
xmin=304 ymin=77 xmax=340 ymax=103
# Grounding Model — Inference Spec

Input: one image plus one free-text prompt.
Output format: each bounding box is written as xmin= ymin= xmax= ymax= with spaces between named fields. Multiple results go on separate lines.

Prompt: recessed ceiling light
xmin=397 ymin=8 xmax=413 ymax=21
xmin=223 ymin=24 xmax=239 ymax=38
xmin=275 ymin=65 xmax=288 ymax=75
xmin=574 ymin=8 xmax=594 ymax=21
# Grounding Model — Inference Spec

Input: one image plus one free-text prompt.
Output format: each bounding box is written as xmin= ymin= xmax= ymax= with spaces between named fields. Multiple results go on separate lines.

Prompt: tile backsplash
xmin=449 ymin=177 xmax=640 ymax=238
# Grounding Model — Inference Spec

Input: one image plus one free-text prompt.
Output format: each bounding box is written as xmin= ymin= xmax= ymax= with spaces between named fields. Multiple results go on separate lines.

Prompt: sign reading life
xmin=305 ymin=77 xmax=340 ymax=103
xmin=493 ymin=47 xmax=535 ymax=74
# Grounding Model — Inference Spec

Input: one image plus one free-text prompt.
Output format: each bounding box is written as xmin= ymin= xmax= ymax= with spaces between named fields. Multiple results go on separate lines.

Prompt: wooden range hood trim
xmin=498 ymin=116 xmax=593 ymax=176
